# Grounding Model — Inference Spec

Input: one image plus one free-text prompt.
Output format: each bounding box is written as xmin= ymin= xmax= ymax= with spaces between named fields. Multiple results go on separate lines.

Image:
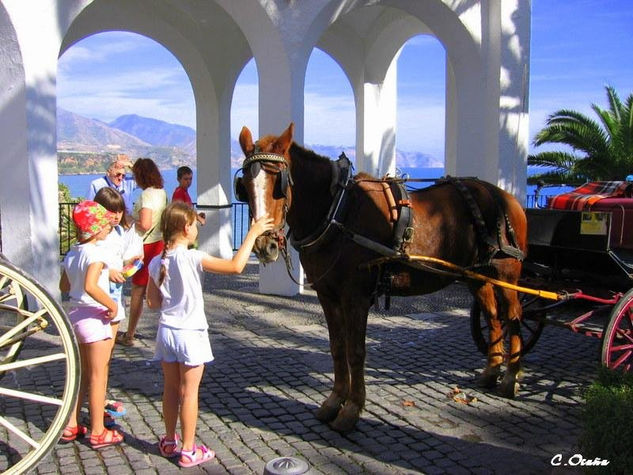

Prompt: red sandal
xmin=60 ymin=424 xmax=87 ymax=443
xmin=90 ymin=428 xmax=124 ymax=449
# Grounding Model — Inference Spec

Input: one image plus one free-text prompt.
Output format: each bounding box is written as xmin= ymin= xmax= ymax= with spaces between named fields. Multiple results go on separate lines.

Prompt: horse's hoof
xmin=329 ymin=401 xmax=360 ymax=433
xmin=498 ymin=378 xmax=519 ymax=398
xmin=315 ymin=403 xmax=341 ymax=423
xmin=477 ymin=369 xmax=500 ymax=389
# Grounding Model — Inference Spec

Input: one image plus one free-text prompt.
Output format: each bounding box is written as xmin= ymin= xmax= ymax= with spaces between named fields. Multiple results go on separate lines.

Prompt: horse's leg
xmin=474 ymin=283 xmax=504 ymax=388
xmin=498 ymin=287 xmax=523 ymax=398
xmin=314 ymin=292 xmax=348 ymax=423
xmin=329 ymin=294 xmax=371 ymax=433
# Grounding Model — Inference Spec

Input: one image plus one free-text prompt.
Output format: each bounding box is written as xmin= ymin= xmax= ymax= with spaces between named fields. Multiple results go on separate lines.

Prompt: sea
xmin=59 ymin=166 xmax=574 ymax=205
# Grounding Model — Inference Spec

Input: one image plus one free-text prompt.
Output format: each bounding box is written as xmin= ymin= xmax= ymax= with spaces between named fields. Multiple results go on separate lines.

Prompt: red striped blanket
xmin=547 ymin=181 xmax=629 ymax=210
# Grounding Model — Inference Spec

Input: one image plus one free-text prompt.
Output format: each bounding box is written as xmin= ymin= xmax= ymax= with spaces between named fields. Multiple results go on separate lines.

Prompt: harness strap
xmin=289 ymin=152 xmax=353 ymax=251
xmin=441 ymin=176 xmax=524 ymax=262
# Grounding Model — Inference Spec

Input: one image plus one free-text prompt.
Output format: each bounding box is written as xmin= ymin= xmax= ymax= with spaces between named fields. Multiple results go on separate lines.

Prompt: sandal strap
xmin=90 ymin=428 xmax=123 ymax=446
xmin=180 ymin=444 xmax=210 ymax=461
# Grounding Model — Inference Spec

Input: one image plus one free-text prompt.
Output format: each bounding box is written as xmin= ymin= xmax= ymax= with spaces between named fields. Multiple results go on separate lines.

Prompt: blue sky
xmin=57 ymin=0 xmax=633 ymax=163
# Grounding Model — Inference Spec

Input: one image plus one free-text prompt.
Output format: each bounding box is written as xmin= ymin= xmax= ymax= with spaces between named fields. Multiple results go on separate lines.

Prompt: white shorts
xmin=154 ymin=325 xmax=214 ymax=366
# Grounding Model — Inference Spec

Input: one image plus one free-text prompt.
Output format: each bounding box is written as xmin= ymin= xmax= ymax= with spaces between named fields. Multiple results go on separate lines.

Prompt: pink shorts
xmin=133 ymin=240 xmax=164 ymax=287
xmin=68 ymin=306 xmax=115 ymax=344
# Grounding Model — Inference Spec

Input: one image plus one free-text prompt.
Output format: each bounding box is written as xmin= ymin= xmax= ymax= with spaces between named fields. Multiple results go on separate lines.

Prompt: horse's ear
xmin=274 ymin=122 xmax=294 ymax=155
xmin=239 ymin=126 xmax=254 ymax=155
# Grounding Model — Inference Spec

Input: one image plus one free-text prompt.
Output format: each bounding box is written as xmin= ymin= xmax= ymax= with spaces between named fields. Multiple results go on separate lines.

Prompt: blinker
xmin=249 ymin=160 xmax=262 ymax=177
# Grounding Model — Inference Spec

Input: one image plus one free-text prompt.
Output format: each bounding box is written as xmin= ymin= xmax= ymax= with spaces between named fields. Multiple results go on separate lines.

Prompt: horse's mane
xmin=290 ymin=142 xmax=332 ymax=166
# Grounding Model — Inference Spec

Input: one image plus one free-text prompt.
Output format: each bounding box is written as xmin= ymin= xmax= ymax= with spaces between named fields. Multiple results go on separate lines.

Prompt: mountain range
xmin=57 ymin=108 xmax=440 ymax=173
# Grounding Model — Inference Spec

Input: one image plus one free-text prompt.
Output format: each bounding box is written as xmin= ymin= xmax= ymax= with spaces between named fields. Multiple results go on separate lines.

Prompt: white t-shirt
xmin=148 ymin=246 xmax=208 ymax=330
xmin=96 ymin=225 xmax=128 ymax=322
xmin=133 ymin=187 xmax=167 ymax=244
xmin=63 ymin=242 xmax=110 ymax=310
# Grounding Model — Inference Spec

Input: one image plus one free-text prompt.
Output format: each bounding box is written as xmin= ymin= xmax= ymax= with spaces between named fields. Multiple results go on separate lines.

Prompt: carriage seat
xmin=547 ymin=181 xmax=632 ymax=211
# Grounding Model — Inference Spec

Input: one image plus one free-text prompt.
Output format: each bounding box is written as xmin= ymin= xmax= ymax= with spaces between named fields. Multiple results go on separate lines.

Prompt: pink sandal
xmin=158 ymin=434 xmax=180 ymax=458
xmin=178 ymin=444 xmax=215 ymax=468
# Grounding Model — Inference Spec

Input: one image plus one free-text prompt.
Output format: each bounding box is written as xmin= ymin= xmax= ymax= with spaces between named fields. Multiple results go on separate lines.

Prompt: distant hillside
xmin=109 ymin=114 xmax=196 ymax=153
xmin=57 ymin=108 xmax=151 ymax=151
xmin=58 ymin=109 xmax=441 ymax=173
xmin=57 ymin=109 xmax=195 ymax=173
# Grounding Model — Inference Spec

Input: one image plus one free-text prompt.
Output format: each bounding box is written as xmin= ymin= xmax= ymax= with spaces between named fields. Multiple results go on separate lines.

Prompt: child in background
xmin=172 ymin=166 xmax=206 ymax=225
xmin=94 ymin=187 xmax=143 ymax=422
xmin=146 ymin=202 xmax=273 ymax=468
xmin=59 ymin=201 xmax=124 ymax=449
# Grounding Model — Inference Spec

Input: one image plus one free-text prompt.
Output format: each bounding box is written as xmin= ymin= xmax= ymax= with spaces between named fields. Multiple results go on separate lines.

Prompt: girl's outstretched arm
xmin=201 ymin=216 xmax=274 ymax=274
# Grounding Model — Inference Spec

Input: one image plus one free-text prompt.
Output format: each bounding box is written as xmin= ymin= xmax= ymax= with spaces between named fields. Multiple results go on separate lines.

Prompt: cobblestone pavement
xmin=25 ymin=264 xmax=602 ymax=474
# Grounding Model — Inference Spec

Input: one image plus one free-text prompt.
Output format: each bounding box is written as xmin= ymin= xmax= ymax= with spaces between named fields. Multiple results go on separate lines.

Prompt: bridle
xmin=233 ymin=149 xmax=293 ymax=254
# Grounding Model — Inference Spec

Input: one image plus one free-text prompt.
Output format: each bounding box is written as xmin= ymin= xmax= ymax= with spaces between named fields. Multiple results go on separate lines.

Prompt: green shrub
xmin=580 ymin=367 xmax=633 ymax=474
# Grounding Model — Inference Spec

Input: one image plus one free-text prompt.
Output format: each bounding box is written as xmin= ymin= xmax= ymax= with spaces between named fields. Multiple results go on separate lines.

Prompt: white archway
xmin=0 ymin=0 xmax=530 ymax=295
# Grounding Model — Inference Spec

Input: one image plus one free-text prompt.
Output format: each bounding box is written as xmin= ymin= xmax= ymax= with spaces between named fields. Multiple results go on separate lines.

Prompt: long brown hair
xmin=132 ymin=158 xmax=164 ymax=189
xmin=157 ymin=202 xmax=197 ymax=286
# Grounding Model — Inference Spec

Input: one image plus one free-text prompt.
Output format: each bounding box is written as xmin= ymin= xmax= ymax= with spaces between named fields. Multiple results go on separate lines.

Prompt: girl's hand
xmin=109 ymin=269 xmax=125 ymax=284
xmin=250 ymin=216 xmax=274 ymax=236
xmin=105 ymin=302 xmax=118 ymax=320
xmin=123 ymin=256 xmax=143 ymax=266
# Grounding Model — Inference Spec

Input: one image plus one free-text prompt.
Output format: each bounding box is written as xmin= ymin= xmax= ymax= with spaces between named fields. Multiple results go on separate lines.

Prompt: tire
xmin=0 ymin=257 xmax=80 ymax=474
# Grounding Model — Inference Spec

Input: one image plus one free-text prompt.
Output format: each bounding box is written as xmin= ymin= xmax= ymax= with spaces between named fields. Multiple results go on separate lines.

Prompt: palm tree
xmin=528 ymin=85 xmax=633 ymax=185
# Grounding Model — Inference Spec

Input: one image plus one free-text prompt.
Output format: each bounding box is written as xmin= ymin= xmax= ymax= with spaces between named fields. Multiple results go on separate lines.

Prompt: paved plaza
xmin=32 ymin=263 xmax=599 ymax=474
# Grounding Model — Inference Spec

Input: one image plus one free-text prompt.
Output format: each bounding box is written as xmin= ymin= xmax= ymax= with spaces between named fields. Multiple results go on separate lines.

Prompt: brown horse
xmin=236 ymin=123 xmax=528 ymax=433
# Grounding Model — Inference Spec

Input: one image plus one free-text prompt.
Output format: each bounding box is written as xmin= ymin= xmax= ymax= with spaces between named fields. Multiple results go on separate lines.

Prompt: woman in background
xmin=117 ymin=158 xmax=167 ymax=347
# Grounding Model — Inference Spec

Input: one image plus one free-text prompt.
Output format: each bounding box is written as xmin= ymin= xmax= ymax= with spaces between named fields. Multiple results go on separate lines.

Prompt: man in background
xmin=88 ymin=157 xmax=137 ymax=216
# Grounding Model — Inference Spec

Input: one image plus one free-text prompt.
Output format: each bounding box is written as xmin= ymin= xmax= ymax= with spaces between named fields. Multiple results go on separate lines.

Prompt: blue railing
xmin=58 ymin=202 xmax=251 ymax=256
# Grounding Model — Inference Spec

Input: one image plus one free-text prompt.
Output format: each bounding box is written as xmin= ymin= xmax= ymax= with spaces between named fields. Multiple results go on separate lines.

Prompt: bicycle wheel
xmin=0 ymin=257 xmax=79 ymax=474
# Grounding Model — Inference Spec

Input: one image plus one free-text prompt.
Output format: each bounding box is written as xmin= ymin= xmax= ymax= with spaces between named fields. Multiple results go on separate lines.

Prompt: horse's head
xmin=235 ymin=123 xmax=294 ymax=264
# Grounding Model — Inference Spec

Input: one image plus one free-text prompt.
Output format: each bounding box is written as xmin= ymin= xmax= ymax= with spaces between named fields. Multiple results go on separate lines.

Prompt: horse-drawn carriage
xmin=235 ymin=123 xmax=633 ymax=432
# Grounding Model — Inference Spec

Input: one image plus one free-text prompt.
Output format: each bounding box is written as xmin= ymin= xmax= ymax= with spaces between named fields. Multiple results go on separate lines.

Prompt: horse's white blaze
xmin=251 ymin=170 xmax=270 ymax=220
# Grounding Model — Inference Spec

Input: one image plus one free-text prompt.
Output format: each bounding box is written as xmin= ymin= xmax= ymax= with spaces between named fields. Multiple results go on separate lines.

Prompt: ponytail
xmin=156 ymin=202 xmax=198 ymax=286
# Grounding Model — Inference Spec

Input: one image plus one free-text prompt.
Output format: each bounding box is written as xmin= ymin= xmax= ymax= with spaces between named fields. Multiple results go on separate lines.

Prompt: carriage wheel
xmin=601 ymin=288 xmax=633 ymax=372
xmin=0 ymin=272 xmax=27 ymax=378
xmin=470 ymin=293 xmax=546 ymax=356
xmin=0 ymin=258 xmax=79 ymax=474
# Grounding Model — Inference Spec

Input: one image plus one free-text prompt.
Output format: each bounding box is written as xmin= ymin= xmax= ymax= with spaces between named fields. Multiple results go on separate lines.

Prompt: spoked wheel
xmin=0 ymin=273 xmax=27 ymax=377
xmin=601 ymin=288 xmax=633 ymax=372
xmin=0 ymin=257 xmax=79 ymax=474
xmin=470 ymin=292 xmax=546 ymax=356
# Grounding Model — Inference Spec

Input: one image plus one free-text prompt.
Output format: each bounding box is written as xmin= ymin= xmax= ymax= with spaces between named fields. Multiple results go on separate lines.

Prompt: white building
xmin=0 ymin=0 xmax=530 ymax=295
